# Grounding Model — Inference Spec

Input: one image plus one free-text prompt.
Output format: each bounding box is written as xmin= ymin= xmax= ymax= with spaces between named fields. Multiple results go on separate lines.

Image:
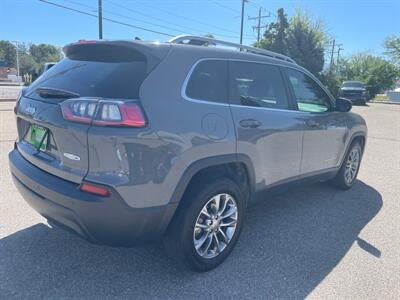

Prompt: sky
xmin=1 ymin=0 xmax=399 ymax=58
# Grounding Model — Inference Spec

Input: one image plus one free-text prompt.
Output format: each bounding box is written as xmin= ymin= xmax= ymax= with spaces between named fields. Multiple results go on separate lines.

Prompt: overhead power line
xmin=134 ymin=1 xmax=253 ymax=39
xmin=39 ymin=0 xmax=176 ymax=37
xmin=109 ymin=1 xmax=246 ymax=39
xmin=59 ymin=0 xmax=253 ymax=40
xmin=208 ymin=0 xmax=240 ymax=14
xmin=64 ymin=0 xmax=188 ymax=36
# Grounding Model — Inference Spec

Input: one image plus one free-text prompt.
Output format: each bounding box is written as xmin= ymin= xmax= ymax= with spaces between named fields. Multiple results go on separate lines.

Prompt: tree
xmin=340 ymin=53 xmax=399 ymax=98
xmin=286 ymin=10 xmax=327 ymax=75
xmin=255 ymin=8 xmax=328 ymax=76
xmin=19 ymin=52 xmax=39 ymax=78
xmin=255 ymin=8 xmax=289 ymax=54
xmin=29 ymin=44 xmax=62 ymax=65
xmin=384 ymin=35 xmax=400 ymax=65
xmin=0 ymin=40 xmax=17 ymax=66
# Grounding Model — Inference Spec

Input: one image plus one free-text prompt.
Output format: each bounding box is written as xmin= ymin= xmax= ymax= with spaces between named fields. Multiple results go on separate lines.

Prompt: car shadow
xmin=0 ymin=180 xmax=382 ymax=299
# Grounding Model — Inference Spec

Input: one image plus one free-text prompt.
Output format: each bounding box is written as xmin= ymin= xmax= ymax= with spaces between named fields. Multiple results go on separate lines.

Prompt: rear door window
xmin=229 ymin=61 xmax=289 ymax=109
xmin=185 ymin=60 xmax=228 ymax=103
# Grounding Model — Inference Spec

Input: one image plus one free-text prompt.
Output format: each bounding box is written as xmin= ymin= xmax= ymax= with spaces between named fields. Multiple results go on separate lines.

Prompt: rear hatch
xmin=15 ymin=40 xmax=169 ymax=184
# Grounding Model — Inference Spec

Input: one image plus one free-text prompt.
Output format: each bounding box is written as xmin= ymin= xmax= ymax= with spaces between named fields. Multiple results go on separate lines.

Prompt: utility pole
xmin=98 ymin=0 xmax=103 ymax=39
xmin=240 ymin=0 xmax=247 ymax=44
xmin=248 ymin=7 xmax=270 ymax=42
xmin=336 ymin=45 xmax=344 ymax=73
xmin=329 ymin=39 xmax=336 ymax=71
xmin=11 ymin=41 xmax=20 ymax=77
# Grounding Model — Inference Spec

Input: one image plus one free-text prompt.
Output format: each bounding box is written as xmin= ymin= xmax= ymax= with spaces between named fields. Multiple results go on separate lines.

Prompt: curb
xmin=370 ymin=101 xmax=400 ymax=105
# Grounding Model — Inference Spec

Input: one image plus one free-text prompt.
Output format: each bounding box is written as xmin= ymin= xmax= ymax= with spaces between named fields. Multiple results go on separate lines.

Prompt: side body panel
xmin=296 ymin=111 xmax=348 ymax=174
xmin=230 ymin=106 xmax=304 ymax=190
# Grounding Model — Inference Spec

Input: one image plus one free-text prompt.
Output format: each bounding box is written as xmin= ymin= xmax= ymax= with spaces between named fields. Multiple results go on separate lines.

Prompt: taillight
xmin=80 ymin=182 xmax=110 ymax=197
xmin=92 ymin=102 xmax=146 ymax=127
xmin=61 ymin=99 xmax=146 ymax=127
xmin=61 ymin=99 xmax=97 ymax=124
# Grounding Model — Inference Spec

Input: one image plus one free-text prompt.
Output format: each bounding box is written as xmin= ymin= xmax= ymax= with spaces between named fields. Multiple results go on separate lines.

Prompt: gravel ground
xmin=0 ymin=102 xmax=399 ymax=299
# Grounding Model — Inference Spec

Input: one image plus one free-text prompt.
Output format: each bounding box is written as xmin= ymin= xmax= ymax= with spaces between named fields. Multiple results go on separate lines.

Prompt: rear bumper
xmin=9 ymin=147 xmax=177 ymax=246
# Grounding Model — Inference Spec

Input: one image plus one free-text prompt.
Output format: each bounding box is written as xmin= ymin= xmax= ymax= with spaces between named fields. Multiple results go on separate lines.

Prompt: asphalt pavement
xmin=0 ymin=101 xmax=399 ymax=299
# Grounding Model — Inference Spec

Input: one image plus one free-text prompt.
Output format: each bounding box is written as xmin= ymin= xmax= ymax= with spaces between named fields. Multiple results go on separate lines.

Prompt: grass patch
xmin=373 ymin=94 xmax=388 ymax=101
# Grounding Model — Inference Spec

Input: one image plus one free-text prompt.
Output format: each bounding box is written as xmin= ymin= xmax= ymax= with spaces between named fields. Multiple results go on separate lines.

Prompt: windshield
xmin=28 ymin=57 xmax=147 ymax=100
xmin=342 ymin=82 xmax=365 ymax=88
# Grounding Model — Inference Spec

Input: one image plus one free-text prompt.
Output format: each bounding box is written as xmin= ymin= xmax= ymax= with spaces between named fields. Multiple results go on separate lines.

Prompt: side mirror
xmin=336 ymin=97 xmax=352 ymax=112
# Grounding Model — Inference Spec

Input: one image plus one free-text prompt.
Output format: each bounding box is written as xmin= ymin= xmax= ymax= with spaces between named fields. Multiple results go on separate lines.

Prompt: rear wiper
xmin=35 ymin=87 xmax=80 ymax=99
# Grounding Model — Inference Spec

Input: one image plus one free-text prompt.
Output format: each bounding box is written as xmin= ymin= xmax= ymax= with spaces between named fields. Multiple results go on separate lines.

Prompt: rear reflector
xmin=80 ymin=183 xmax=110 ymax=197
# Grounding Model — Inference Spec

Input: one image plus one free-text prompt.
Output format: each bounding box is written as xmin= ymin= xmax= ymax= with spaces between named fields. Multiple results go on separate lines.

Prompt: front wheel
xmin=164 ymin=178 xmax=245 ymax=271
xmin=332 ymin=142 xmax=363 ymax=189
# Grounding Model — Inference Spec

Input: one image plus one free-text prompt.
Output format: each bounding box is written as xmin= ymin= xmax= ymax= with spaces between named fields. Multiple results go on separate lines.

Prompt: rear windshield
xmin=28 ymin=55 xmax=147 ymax=100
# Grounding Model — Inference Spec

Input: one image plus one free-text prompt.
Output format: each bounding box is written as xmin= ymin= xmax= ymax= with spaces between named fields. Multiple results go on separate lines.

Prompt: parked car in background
xmin=339 ymin=81 xmax=369 ymax=105
xmin=9 ymin=35 xmax=367 ymax=271
xmin=41 ymin=62 xmax=57 ymax=74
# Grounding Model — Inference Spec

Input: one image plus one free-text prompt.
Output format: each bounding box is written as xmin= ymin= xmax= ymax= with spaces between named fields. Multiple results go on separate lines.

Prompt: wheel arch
xmin=340 ymin=132 xmax=367 ymax=167
xmin=170 ymin=154 xmax=256 ymax=207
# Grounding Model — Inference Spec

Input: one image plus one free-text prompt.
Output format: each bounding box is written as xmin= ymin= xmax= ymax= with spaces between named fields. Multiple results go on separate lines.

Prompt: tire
xmin=164 ymin=177 xmax=245 ymax=272
xmin=331 ymin=141 xmax=363 ymax=190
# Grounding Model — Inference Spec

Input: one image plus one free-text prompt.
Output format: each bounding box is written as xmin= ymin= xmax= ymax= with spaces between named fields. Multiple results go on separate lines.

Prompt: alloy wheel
xmin=193 ymin=193 xmax=238 ymax=259
xmin=344 ymin=147 xmax=360 ymax=184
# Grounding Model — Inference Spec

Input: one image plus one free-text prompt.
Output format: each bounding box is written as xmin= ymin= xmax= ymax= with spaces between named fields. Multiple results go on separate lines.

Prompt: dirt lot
xmin=0 ymin=101 xmax=399 ymax=299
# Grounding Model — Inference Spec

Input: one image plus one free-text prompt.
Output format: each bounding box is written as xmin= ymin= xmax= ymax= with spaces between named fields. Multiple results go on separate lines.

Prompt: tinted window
xmin=29 ymin=57 xmax=147 ymax=100
xmin=286 ymin=69 xmax=331 ymax=113
xmin=229 ymin=61 xmax=289 ymax=109
xmin=186 ymin=60 xmax=228 ymax=103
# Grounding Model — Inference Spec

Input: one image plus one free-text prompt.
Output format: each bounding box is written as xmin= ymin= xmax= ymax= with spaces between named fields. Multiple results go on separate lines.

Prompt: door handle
xmin=306 ymin=120 xmax=320 ymax=128
xmin=239 ymin=119 xmax=262 ymax=128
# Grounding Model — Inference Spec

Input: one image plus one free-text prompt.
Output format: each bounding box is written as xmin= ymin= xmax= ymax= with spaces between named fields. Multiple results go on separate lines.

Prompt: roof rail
xmin=169 ymin=35 xmax=296 ymax=64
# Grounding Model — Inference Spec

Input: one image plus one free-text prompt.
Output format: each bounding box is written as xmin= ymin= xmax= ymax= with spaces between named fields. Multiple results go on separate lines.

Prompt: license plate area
xmin=25 ymin=124 xmax=49 ymax=151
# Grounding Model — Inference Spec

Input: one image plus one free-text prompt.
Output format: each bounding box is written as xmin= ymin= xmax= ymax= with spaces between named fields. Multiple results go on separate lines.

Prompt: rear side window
xmin=229 ymin=61 xmax=289 ymax=109
xmin=29 ymin=48 xmax=147 ymax=100
xmin=185 ymin=60 xmax=228 ymax=103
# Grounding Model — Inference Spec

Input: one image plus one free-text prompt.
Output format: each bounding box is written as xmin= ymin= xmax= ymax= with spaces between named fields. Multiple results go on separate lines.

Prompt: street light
xmin=11 ymin=40 xmax=20 ymax=77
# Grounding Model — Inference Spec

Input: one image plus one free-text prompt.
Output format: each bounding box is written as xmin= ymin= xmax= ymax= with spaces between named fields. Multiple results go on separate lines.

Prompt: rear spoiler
xmin=63 ymin=40 xmax=171 ymax=72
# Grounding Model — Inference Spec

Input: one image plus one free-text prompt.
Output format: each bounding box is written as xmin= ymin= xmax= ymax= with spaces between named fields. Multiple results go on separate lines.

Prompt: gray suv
xmin=9 ymin=35 xmax=367 ymax=271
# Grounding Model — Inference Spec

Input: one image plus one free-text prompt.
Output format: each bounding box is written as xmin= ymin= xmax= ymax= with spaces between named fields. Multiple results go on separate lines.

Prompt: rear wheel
xmin=332 ymin=142 xmax=363 ymax=189
xmin=164 ymin=178 xmax=245 ymax=271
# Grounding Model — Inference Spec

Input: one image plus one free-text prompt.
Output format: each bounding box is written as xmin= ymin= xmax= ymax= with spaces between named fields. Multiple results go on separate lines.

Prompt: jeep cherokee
xmin=9 ymin=35 xmax=367 ymax=271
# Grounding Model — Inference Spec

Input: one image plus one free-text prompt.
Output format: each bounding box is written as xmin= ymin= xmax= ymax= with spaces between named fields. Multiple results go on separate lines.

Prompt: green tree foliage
xmin=340 ymin=53 xmax=398 ymax=98
xmin=255 ymin=8 xmax=288 ymax=55
xmin=30 ymin=44 xmax=62 ymax=65
xmin=384 ymin=35 xmax=400 ymax=65
xmin=0 ymin=40 xmax=62 ymax=80
xmin=19 ymin=53 xmax=39 ymax=78
xmin=287 ymin=10 xmax=327 ymax=75
xmin=0 ymin=40 xmax=17 ymax=66
xmin=255 ymin=8 xmax=328 ymax=76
